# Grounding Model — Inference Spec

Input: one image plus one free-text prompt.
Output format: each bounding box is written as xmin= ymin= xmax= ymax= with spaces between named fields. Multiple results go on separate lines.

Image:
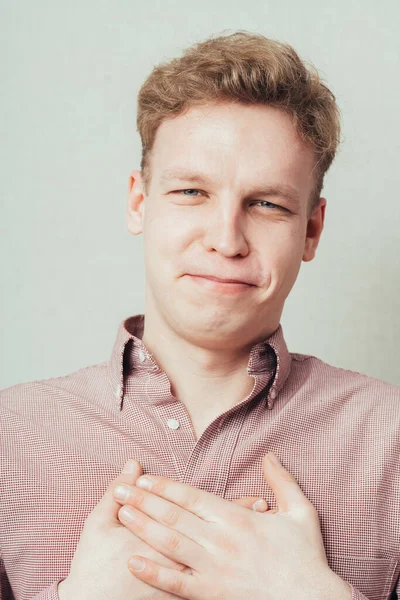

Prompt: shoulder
xmin=0 ymin=360 xmax=110 ymax=413
xmin=289 ymin=351 xmax=400 ymax=410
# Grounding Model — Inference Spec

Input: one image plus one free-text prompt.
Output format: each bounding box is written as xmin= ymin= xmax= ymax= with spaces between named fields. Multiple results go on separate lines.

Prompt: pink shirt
xmin=1 ymin=314 xmax=399 ymax=600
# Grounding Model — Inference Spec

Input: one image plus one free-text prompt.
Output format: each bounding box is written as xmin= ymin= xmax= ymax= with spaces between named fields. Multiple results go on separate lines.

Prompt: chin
xmin=174 ymin=302 xmax=255 ymax=336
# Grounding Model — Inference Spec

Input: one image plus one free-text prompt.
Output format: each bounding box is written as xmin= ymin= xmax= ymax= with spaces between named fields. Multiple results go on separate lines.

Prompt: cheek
xmin=262 ymin=223 xmax=304 ymax=263
xmin=145 ymin=209 xmax=194 ymax=250
xmin=143 ymin=212 xmax=193 ymax=283
xmin=261 ymin=226 xmax=306 ymax=287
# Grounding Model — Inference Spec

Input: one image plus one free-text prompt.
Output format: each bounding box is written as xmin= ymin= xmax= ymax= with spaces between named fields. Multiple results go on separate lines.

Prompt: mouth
xmin=185 ymin=274 xmax=255 ymax=294
xmin=196 ymin=275 xmax=253 ymax=284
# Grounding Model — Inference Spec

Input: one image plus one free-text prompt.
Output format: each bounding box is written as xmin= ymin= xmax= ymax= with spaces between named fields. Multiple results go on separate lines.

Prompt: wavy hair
xmin=136 ymin=30 xmax=341 ymax=214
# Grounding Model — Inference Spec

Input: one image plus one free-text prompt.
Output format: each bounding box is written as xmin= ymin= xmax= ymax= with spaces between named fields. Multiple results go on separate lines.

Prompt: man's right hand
xmin=57 ymin=459 xmax=270 ymax=600
xmin=57 ymin=459 xmax=188 ymax=600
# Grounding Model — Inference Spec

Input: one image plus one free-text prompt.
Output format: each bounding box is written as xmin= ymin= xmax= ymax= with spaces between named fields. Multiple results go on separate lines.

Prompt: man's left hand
xmin=114 ymin=452 xmax=352 ymax=600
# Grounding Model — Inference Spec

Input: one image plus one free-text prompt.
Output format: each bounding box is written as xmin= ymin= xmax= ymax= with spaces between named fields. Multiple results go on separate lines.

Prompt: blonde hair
xmin=136 ymin=30 xmax=341 ymax=214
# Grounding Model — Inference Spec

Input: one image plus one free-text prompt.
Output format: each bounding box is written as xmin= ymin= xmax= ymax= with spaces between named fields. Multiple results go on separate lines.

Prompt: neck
xmin=140 ymin=305 xmax=278 ymax=431
xmin=142 ymin=323 xmax=255 ymax=437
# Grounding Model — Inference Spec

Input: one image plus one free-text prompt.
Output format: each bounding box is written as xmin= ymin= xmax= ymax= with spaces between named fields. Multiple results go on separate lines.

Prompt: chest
xmin=2 ymin=400 xmax=400 ymax=600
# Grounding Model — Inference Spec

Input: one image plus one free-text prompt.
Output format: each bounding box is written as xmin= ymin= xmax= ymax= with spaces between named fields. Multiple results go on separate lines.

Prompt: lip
xmin=187 ymin=274 xmax=254 ymax=285
xmin=185 ymin=274 xmax=255 ymax=294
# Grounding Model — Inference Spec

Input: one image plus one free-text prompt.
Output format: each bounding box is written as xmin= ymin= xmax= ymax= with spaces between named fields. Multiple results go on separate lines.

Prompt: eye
xmin=250 ymin=200 xmax=281 ymax=210
xmin=175 ymin=189 xmax=202 ymax=196
xmin=173 ymin=191 xmax=286 ymax=212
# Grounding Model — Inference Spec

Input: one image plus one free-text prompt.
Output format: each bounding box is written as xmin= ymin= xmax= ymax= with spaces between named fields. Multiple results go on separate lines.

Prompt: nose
xmin=202 ymin=207 xmax=250 ymax=258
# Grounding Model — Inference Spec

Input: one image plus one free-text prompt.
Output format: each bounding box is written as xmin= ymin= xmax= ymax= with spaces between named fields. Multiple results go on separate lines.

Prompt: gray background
xmin=1 ymin=0 xmax=399 ymax=390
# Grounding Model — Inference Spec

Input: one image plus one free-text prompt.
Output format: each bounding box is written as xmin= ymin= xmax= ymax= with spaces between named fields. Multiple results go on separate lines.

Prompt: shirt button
xmin=167 ymin=418 xmax=180 ymax=430
xmin=139 ymin=350 xmax=146 ymax=362
xmin=270 ymin=388 xmax=277 ymax=400
xmin=115 ymin=384 xmax=122 ymax=398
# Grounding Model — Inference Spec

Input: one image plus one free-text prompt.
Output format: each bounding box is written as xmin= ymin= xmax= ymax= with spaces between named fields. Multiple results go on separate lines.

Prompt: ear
xmin=126 ymin=169 xmax=146 ymax=235
xmin=302 ymin=197 xmax=327 ymax=262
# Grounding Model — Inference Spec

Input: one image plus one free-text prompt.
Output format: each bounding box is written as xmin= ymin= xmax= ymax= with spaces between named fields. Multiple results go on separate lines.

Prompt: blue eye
xmin=175 ymin=190 xmax=284 ymax=211
xmin=179 ymin=189 xmax=201 ymax=196
xmin=252 ymin=201 xmax=279 ymax=209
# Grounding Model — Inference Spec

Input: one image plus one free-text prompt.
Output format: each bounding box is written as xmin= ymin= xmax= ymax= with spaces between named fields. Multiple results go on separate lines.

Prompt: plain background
xmin=1 ymin=0 xmax=399 ymax=390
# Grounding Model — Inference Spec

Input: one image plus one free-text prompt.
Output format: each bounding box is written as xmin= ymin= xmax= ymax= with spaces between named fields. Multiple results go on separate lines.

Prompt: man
xmin=1 ymin=30 xmax=399 ymax=600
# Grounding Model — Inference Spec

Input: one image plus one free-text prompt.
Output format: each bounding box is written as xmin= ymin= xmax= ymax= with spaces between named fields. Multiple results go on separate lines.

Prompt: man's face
xmin=127 ymin=102 xmax=325 ymax=349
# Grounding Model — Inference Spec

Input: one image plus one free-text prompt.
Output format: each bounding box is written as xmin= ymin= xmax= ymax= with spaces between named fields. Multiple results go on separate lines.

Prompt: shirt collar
xmin=108 ymin=314 xmax=292 ymax=411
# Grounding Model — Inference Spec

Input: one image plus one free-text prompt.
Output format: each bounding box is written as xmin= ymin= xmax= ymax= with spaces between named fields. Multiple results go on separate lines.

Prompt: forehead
xmin=151 ymin=103 xmax=316 ymax=194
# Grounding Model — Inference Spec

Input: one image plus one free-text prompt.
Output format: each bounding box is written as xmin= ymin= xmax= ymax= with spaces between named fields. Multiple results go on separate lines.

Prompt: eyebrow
xmin=159 ymin=168 xmax=301 ymax=206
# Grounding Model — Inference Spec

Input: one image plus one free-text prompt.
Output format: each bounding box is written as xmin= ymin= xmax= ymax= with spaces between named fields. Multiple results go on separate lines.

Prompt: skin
xmin=57 ymin=459 xmax=271 ymax=600
xmin=126 ymin=101 xmax=326 ymax=438
xmin=113 ymin=454 xmax=352 ymax=599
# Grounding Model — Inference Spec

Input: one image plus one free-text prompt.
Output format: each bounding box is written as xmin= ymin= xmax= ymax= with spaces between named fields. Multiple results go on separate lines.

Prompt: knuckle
xmin=281 ymin=470 xmax=297 ymax=483
xmin=150 ymin=481 xmax=164 ymax=495
xmin=297 ymin=502 xmax=317 ymax=520
xmin=164 ymin=532 xmax=182 ymax=553
xmin=184 ymin=491 xmax=201 ymax=511
xmin=167 ymin=572 xmax=185 ymax=595
xmin=161 ymin=507 xmax=181 ymax=527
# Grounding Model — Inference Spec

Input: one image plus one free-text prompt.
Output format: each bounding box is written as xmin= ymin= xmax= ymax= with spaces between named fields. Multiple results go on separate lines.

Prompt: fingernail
xmin=114 ymin=485 xmax=130 ymax=501
xmin=136 ymin=477 xmax=152 ymax=490
xmin=252 ymin=498 xmax=268 ymax=511
xmin=122 ymin=460 xmax=136 ymax=474
xmin=120 ymin=506 xmax=136 ymax=522
xmin=268 ymin=452 xmax=280 ymax=465
xmin=129 ymin=557 xmax=145 ymax=571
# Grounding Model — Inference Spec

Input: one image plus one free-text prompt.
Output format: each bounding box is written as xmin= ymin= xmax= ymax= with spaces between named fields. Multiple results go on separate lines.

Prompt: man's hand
xmin=57 ymin=459 xmax=189 ymax=600
xmin=114 ymin=453 xmax=353 ymax=600
xmin=57 ymin=459 xmax=269 ymax=600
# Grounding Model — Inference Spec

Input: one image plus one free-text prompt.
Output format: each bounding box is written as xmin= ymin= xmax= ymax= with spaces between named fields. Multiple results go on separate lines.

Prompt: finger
xmin=118 ymin=504 xmax=204 ymax=570
xmin=231 ymin=497 xmax=269 ymax=512
xmin=262 ymin=453 xmax=315 ymax=514
xmin=93 ymin=461 xmax=188 ymax=574
xmin=135 ymin=474 xmax=235 ymax=523
xmin=127 ymin=554 xmax=197 ymax=600
xmin=93 ymin=459 xmax=143 ymax=521
xmin=113 ymin=483 xmax=211 ymax=548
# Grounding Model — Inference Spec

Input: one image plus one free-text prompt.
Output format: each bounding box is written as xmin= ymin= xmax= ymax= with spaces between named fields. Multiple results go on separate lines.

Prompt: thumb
xmin=95 ymin=459 xmax=143 ymax=521
xmin=231 ymin=496 xmax=269 ymax=512
xmin=262 ymin=452 xmax=313 ymax=515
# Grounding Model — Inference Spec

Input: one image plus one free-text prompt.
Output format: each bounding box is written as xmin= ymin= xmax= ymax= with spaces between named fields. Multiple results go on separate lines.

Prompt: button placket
xmin=181 ymin=406 xmax=249 ymax=496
